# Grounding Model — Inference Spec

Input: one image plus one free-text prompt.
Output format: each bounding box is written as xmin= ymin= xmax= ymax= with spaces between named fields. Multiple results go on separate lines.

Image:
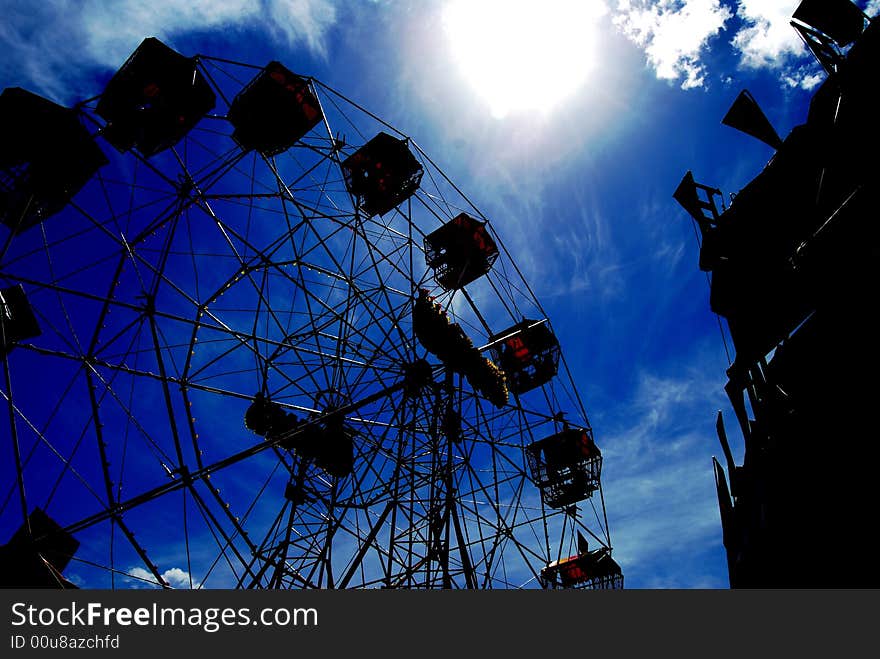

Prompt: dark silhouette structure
xmin=489 ymin=319 xmax=561 ymax=395
xmin=541 ymin=531 xmax=623 ymax=590
xmin=96 ymin=37 xmax=215 ymax=157
xmin=527 ymin=427 xmax=602 ymax=509
xmin=340 ymin=131 xmax=423 ymax=217
xmin=0 ymin=88 xmax=107 ymax=233
xmin=674 ymin=0 xmax=880 ymax=587
xmin=424 ymin=213 xmax=499 ymax=290
xmin=227 ymin=60 xmax=322 ymax=155
xmin=1 ymin=37 xmax=620 ymax=589
xmin=0 ymin=284 xmax=40 ymax=353
xmin=0 ymin=508 xmax=79 ymax=588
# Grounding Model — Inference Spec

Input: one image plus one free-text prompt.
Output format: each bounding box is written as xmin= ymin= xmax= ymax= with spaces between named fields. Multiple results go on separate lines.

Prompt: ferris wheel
xmin=0 ymin=38 xmax=622 ymax=589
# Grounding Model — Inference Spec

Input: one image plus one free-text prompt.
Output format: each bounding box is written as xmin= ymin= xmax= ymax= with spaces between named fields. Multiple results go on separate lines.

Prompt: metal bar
xmin=185 ymin=478 xmax=260 ymax=587
xmin=1 ymin=330 xmax=30 ymax=536
xmin=62 ymin=377 xmax=408 ymax=536
xmin=147 ymin=305 xmax=187 ymax=468
xmin=338 ymin=500 xmax=394 ymax=589
xmin=116 ymin=513 xmax=170 ymax=589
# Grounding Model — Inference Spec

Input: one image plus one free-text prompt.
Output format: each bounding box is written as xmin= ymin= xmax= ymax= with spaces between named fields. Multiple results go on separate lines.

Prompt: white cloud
xmin=127 ymin=566 xmax=200 ymax=589
xmin=612 ymin=1 xmax=876 ymax=91
xmin=782 ymin=66 xmax=824 ymax=91
xmin=613 ymin=0 xmax=733 ymax=89
xmin=732 ymin=1 xmax=805 ymax=70
xmin=732 ymin=1 xmax=877 ymax=90
xmin=0 ymin=0 xmax=337 ymax=104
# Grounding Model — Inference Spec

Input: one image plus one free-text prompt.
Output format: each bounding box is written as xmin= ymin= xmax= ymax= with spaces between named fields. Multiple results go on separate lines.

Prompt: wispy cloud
xmin=613 ymin=0 xmax=733 ymax=89
xmin=0 ymin=0 xmax=338 ymax=103
xmin=599 ymin=361 xmax=731 ymax=587
xmin=262 ymin=0 xmax=338 ymax=56
xmin=541 ymin=180 xmax=625 ymax=301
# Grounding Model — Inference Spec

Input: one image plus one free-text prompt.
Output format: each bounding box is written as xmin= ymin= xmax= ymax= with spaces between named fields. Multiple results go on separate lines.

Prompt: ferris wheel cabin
xmin=0 ymin=87 xmax=107 ymax=233
xmin=245 ymin=394 xmax=355 ymax=478
xmin=341 ymin=131 xmax=423 ymax=217
xmin=424 ymin=213 xmax=499 ymax=290
xmin=0 ymin=508 xmax=80 ymax=588
xmin=0 ymin=284 xmax=41 ymax=354
xmin=489 ymin=319 xmax=561 ymax=395
xmin=227 ymin=61 xmax=322 ymax=156
xmin=412 ymin=290 xmax=509 ymax=407
xmin=244 ymin=392 xmax=298 ymax=439
xmin=527 ymin=427 xmax=601 ymax=509
xmin=541 ymin=546 xmax=623 ymax=590
xmin=296 ymin=416 xmax=355 ymax=479
xmin=96 ymin=37 xmax=216 ymax=158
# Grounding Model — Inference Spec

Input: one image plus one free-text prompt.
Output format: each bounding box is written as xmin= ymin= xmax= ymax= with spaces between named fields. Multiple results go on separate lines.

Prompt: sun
xmin=443 ymin=0 xmax=606 ymax=119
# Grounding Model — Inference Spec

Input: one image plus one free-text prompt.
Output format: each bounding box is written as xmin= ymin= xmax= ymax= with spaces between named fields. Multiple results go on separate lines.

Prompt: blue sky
xmin=2 ymin=0 xmax=875 ymax=589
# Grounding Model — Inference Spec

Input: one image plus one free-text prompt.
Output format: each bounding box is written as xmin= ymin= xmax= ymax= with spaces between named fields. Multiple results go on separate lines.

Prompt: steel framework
xmin=0 ymin=48 xmax=617 ymax=589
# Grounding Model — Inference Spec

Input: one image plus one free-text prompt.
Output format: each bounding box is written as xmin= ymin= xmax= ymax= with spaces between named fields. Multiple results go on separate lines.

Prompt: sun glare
xmin=443 ymin=0 xmax=606 ymax=119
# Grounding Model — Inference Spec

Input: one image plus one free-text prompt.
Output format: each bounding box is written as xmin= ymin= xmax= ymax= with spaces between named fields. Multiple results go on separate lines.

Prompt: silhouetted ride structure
xmin=0 ymin=38 xmax=620 ymax=589
xmin=674 ymin=0 xmax=880 ymax=587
